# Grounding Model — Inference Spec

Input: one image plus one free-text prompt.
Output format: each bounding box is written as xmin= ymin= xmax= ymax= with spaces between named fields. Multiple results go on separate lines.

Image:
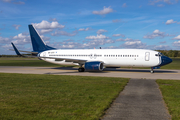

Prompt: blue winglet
xmin=11 ymin=42 xmax=22 ymax=56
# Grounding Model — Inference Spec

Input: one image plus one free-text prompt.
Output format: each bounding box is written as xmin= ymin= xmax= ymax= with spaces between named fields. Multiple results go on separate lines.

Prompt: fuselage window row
xmin=49 ymin=54 xmax=139 ymax=57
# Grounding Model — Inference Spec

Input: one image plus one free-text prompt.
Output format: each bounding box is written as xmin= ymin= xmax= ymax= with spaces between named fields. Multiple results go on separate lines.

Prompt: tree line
xmin=156 ymin=50 xmax=180 ymax=57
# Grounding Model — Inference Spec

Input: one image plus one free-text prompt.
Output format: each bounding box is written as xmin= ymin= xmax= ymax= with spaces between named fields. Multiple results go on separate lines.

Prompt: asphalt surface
xmin=0 ymin=66 xmax=180 ymax=80
xmin=102 ymin=79 xmax=171 ymax=120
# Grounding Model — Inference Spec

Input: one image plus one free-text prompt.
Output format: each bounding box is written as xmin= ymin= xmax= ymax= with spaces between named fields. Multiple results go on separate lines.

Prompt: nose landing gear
xmin=150 ymin=67 xmax=154 ymax=73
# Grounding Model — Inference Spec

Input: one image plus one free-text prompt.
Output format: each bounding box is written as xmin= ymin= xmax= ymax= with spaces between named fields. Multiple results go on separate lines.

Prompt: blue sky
xmin=0 ymin=0 xmax=180 ymax=55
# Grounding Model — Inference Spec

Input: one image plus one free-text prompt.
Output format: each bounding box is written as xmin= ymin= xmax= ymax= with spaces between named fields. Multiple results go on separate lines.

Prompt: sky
xmin=0 ymin=0 xmax=180 ymax=55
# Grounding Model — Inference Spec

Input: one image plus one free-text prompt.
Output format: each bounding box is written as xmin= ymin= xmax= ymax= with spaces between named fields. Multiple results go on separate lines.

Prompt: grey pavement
xmin=0 ymin=66 xmax=180 ymax=80
xmin=102 ymin=79 xmax=171 ymax=120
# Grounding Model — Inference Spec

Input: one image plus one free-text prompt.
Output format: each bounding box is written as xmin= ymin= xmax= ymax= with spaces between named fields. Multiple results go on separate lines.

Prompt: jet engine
xmin=84 ymin=61 xmax=103 ymax=71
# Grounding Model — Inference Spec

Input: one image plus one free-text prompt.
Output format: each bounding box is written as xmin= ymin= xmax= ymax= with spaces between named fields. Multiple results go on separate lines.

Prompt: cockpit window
xmin=155 ymin=52 xmax=164 ymax=57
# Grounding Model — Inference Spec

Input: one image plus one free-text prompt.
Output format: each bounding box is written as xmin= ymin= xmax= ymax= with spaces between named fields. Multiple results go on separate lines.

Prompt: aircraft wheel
xmin=78 ymin=68 xmax=85 ymax=72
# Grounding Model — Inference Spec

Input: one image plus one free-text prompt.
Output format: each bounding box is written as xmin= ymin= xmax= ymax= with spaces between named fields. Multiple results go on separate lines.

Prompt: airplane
xmin=11 ymin=24 xmax=172 ymax=73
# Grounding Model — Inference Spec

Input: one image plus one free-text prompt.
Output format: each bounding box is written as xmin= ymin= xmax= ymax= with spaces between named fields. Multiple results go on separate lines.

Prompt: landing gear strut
xmin=78 ymin=68 xmax=85 ymax=72
xmin=78 ymin=64 xmax=85 ymax=72
xmin=150 ymin=67 xmax=154 ymax=73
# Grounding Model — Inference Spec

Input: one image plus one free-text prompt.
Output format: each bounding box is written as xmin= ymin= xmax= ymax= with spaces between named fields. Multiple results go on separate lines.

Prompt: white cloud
xmin=172 ymin=35 xmax=180 ymax=40
xmin=173 ymin=40 xmax=180 ymax=47
xmin=78 ymin=28 xmax=90 ymax=31
xmin=51 ymin=30 xmax=77 ymax=36
xmin=116 ymin=38 xmax=134 ymax=42
xmin=154 ymin=45 xmax=171 ymax=50
xmin=112 ymin=19 xmax=122 ymax=23
xmin=49 ymin=18 xmax=58 ymax=22
xmin=149 ymin=0 xmax=178 ymax=5
xmin=121 ymin=40 xmax=147 ymax=49
xmin=112 ymin=34 xmax=125 ymax=37
xmin=157 ymin=4 xmax=164 ymax=7
xmin=166 ymin=19 xmax=177 ymax=25
xmin=92 ymin=6 xmax=114 ymax=15
xmin=85 ymin=34 xmax=109 ymax=39
xmin=33 ymin=20 xmax=65 ymax=29
xmin=12 ymin=33 xmax=30 ymax=44
xmin=143 ymin=29 xmax=171 ymax=39
xmin=13 ymin=24 xmax=21 ymax=30
xmin=0 ymin=36 xmax=10 ymax=43
xmin=97 ymin=29 xmax=108 ymax=34
xmin=2 ymin=0 xmax=25 ymax=4
xmin=122 ymin=3 xmax=127 ymax=7
xmin=39 ymin=29 xmax=53 ymax=34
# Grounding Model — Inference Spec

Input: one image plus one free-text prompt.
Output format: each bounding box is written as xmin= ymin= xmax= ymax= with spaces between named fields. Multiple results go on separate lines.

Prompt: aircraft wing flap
xmin=39 ymin=56 xmax=87 ymax=63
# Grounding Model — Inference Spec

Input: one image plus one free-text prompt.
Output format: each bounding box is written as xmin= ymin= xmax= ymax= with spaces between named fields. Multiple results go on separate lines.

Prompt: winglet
xmin=11 ymin=42 xmax=22 ymax=56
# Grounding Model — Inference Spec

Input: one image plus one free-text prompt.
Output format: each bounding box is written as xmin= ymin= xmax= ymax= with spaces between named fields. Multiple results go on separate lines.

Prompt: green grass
xmin=1 ymin=57 xmax=180 ymax=69
xmin=0 ymin=57 xmax=73 ymax=67
xmin=160 ymin=58 xmax=180 ymax=70
xmin=0 ymin=73 xmax=129 ymax=120
xmin=156 ymin=80 xmax=180 ymax=120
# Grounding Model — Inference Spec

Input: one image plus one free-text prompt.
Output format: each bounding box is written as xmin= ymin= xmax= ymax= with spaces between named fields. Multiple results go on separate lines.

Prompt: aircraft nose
xmin=160 ymin=56 xmax=172 ymax=66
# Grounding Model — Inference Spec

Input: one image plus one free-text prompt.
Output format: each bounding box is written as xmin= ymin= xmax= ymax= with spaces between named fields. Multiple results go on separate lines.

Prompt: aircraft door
xmin=145 ymin=52 xmax=150 ymax=61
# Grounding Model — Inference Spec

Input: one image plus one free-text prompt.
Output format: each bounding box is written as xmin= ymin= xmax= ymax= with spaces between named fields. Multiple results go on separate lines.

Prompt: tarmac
xmin=102 ymin=79 xmax=171 ymax=120
xmin=0 ymin=66 xmax=180 ymax=80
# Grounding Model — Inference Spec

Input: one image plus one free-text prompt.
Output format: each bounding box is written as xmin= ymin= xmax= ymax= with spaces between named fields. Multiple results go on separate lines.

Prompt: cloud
xmin=172 ymin=35 xmax=180 ymax=40
xmin=13 ymin=24 xmax=21 ymax=30
xmin=49 ymin=18 xmax=58 ymax=22
xmin=86 ymin=34 xmax=109 ymax=39
xmin=0 ymin=36 xmax=10 ymax=43
xmin=149 ymin=0 xmax=179 ymax=6
xmin=143 ymin=29 xmax=171 ymax=39
xmin=154 ymin=45 xmax=171 ymax=50
xmin=2 ymin=0 xmax=25 ymax=4
xmin=78 ymin=28 xmax=90 ymax=31
xmin=33 ymin=20 xmax=65 ymax=29
xmin=173 ymin=40 xmax=180 ymax=47
xmin=39 ymin=29 xmax=53 ymax=34
xmin=112 ymin=19 xmax=122 ymax=23
xmin=112 ymin=34 xmax=125 ymax=37
xmin=157 ymin=4 xmax=165 ymax=7
xmin=166 ymin=19 xmax=177 ymax=25
xmin=92 ymin=6 xmax=114 ymax=15
xmin=12 ymin=33 xmax=30 ymax=44
xmin=121 ymin=40 xmax=147 ymax=49
xmin=122 ymin=3 xmax=127 ymax=7
xmin=159 ymin=41 xmax=166 ymax=44
xmin=97 ymin=29 xmax=108 ymax=34
xmin=51 ymin=30 xmax=78 ymax=36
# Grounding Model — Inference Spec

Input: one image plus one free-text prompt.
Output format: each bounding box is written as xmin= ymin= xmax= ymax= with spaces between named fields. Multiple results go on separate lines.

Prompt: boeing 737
xmin=11 ymin=25 xmax=172 ymax=73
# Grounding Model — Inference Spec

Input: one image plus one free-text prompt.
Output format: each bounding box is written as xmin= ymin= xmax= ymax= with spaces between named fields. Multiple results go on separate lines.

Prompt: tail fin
xmin=11 ymin=42 xmax=22 ymax=56
xmin=28 ymin=25 xmax=55 ymax=52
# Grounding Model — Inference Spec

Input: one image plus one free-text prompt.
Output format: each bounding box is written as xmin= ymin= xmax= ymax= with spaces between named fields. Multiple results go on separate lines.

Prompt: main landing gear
xmin=150 ymin=67 xmax=154 ymax=73
xmin=78 ymin=67 xmax=85 ymax=72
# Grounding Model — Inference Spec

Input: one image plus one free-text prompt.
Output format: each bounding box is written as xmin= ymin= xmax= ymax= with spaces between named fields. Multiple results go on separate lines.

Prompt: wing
xmin=38 ymin=56 xmax=103 ymax=64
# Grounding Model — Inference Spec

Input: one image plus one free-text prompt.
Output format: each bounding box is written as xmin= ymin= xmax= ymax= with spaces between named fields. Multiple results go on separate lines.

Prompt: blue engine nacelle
xmin=84 ymin=61 xmax=103 ymax=71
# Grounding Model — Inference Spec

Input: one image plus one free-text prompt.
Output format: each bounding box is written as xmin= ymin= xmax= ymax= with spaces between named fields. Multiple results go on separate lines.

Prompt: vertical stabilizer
xmin=28 ymin=25 xmax=55 ymax=52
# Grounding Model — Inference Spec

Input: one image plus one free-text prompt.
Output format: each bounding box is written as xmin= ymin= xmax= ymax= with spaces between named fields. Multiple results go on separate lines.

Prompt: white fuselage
xmin=39 ymin=49 xmax=161 ymax=68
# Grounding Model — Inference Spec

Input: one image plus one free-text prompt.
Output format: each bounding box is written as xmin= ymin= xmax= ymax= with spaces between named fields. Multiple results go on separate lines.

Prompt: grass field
xmin=0 ymin=57 xmax=72 ymax=67
xmin=157 ymin=80 xmax=180 ymax=120
xmin=0 ymin=73 xmax=129 ymax=120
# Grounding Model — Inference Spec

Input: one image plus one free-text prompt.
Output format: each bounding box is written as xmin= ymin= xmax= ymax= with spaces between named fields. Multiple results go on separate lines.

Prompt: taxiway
xmin=0 ymin=66 xmax=179 ymax=80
